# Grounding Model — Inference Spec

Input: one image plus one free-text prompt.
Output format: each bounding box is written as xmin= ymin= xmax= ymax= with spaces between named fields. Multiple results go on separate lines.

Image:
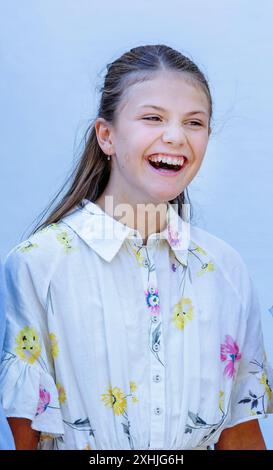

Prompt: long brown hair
xmin=34 ymin=44 xmax=213 ymax=232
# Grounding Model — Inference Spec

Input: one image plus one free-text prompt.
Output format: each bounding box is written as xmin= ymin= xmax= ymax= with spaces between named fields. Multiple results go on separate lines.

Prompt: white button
xmin=152 ymin=316 xmax=159 ymax=323
xmin=153 ymin=374 xmax=161 ymax=383
xmin=154 ymin=407 xmax=162 ymax=415
xmin=153 ymin=343 xmax=160 ymax=352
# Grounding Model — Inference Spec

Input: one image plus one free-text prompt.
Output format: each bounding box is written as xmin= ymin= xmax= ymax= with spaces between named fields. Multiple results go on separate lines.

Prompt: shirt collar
xmin=63 ymin=199 xmax=190 ymax=265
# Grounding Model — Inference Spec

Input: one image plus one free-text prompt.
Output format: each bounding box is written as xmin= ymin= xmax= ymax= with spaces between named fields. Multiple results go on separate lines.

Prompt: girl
xmin=0 ymin=44 xmax=272 ymax=450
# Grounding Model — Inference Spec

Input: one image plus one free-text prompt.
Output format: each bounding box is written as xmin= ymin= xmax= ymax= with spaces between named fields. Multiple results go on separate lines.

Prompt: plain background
xmin=1 ymin=0 xmax=272 ymax=448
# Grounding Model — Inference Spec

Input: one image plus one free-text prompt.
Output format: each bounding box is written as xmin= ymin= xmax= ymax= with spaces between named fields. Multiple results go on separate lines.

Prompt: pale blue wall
xmin=1 ymin=0 xmax=272 ymax=447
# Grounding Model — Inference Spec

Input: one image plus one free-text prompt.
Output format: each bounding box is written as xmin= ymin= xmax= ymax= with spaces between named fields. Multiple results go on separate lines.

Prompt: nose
xmin=161 ymin=123 xmax=187 ymax=145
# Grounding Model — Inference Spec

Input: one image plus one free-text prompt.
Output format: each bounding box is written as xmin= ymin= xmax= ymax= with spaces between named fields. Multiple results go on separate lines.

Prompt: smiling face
xmin=95 ymin=70 xmax=211 ymax=207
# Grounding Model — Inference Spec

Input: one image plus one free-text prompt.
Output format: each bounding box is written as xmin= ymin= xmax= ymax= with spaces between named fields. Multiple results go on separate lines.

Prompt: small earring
xmin=107 ymin=155 xmax=111 ymax=161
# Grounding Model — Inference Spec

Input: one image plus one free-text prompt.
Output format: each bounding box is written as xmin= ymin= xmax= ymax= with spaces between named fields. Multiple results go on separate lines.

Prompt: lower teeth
xmin=150 ymin=161 xmax=180 ymax=171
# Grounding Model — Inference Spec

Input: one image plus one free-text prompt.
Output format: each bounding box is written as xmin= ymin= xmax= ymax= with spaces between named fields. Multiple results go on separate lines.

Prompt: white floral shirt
xmin=0 ymin=200 xmax=272 ymax=450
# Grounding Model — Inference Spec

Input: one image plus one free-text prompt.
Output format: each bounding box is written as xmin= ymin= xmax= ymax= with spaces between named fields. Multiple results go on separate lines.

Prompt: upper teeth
xmin=148 ymin=154 xmax=185 ymax=166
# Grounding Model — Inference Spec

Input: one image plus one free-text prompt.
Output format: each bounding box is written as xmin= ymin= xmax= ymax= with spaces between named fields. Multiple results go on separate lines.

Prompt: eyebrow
xmin=139 ymin=105 xmax=208 ymax=117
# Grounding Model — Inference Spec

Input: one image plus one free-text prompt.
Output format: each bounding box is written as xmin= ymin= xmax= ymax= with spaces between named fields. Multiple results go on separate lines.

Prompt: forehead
xmin=118 ymin=70 xmax=209 ymax=116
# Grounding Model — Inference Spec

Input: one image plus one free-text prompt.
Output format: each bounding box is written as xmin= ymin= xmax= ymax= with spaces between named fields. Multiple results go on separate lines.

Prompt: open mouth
xmin=147 ymin=154 xmax=186 ymax=173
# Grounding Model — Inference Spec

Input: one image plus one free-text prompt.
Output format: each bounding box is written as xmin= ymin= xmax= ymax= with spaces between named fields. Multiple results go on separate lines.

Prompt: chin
xmin=147 ymin=193 xmax=181 ymax=205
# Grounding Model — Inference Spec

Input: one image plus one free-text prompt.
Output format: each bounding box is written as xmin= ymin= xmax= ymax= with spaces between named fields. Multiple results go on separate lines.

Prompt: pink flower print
xmin=221 ymin=335 xmax=241 ymax=378
xmin=36 ymin=387 xmax=51 ymax=416
xmin=145 ymin=286 xmax=160 ymax=314
xmin=167 ymin=224 xmax=181 ymax=247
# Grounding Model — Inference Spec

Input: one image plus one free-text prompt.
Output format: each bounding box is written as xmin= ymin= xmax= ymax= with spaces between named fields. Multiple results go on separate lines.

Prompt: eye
xmin=187 ymin=121 xmax=203 ymax=127
xmin=142 ymin=116 xmax=162 ymax=121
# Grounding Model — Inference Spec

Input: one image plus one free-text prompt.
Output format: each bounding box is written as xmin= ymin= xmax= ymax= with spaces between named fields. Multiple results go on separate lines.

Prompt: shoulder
xmin=189 ymin=224 xmax=253 ymax=308
xmin=6 ymin=221 xmax=76 ymax=261
xmin=190 ymin=225 xmax=244 ymax=266
xmin=4 ymin=221 xmax=78 ymax=293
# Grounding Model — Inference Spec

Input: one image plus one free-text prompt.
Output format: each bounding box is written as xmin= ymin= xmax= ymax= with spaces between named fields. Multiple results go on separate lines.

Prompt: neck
xmin=95 ymin=193 xmax=168 ymax=245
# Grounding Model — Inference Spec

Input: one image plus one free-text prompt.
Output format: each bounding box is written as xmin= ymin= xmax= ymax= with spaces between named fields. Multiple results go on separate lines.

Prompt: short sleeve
xmin=0 ymin=249 xmax=64 ymax=437
xmin=225 ymin=275 xmax=273 ymax=428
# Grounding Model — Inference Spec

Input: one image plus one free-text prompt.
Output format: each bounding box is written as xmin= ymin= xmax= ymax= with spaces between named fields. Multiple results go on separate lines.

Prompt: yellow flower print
xmin=101 ymin=386 xmax=127 ymax=415
xmin=195 ymin=245 xmax=207 ymax=256
xmin=130 ymin=381 xmax=137 ymax=393
xmin=15 ymin=326 xmax=42 ymax=364
xmin=129 ymin=381 xmax=139 ymax=403
xmin=19 ymin=240 xmax=38 ymax=253
xmin=40 ymin=434 xmax=53 ymax=441
xmin=219 ymin=390 xmax=224 ymax=411
xmin=132 ymin=247 xmax=145 ymax=266
xmin=83 ymin=444 xmax=92 ymax=450
xmin=260 ymin=373 xmax=272 ymax=401
xmin=172 ymin=298 xmax=193 ymax=330
xmin=197 ymin=261 xmax=215 ymax=276
xmin=56 ymin=231 xmax=73 ymax=252
xmin=56 ymin=383 xmax=67 ymax=404
xmin=49 ymin=333 xmax=59 ymax=359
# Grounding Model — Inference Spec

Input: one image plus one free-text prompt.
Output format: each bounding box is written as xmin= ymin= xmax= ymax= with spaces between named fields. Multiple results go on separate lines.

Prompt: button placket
xmin=152 ymin=343 xmax=160 ymax=352
xmin=132 ymin=238 xmax=166 ymax=449
xmin=144 ymin=243 xmax=166 ymax=449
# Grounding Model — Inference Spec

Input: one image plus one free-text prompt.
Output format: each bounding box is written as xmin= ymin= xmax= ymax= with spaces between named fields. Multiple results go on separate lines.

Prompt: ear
xmin=95 ymin=118 xmax=115 ymax=156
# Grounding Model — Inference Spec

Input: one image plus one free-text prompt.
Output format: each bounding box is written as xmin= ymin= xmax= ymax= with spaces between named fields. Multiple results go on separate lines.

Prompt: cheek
xmin=118 ymin=152 xmax=138 ymax=171
xmin=130 ymin=126 xmax=159 ymax=151
xmin=192 ymin=135 xmax=209 ymax=159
